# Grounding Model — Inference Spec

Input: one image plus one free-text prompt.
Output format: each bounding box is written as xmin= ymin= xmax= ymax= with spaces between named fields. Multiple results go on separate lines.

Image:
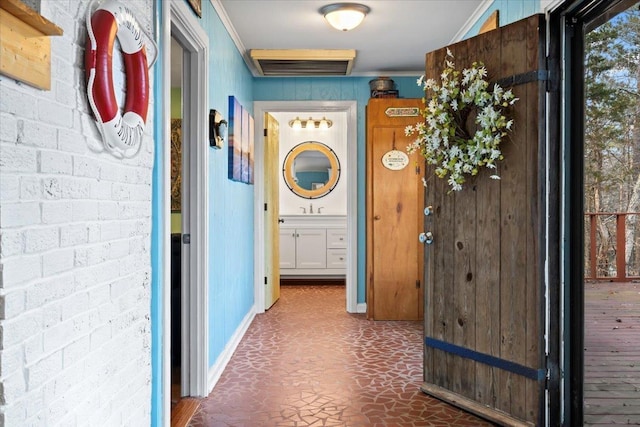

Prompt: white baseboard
xmin=207 ymin=304 xmax=256 ymax=393
xmin=356 ymin=303 xmax=367 ymax=314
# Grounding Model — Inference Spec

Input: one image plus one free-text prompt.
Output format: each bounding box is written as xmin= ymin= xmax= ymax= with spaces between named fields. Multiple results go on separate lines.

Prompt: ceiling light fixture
xmin=320 ymin=3 xmax=370 ymax=32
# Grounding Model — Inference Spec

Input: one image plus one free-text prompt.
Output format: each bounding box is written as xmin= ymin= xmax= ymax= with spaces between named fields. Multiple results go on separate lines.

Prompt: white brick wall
xmin=0 ymin=1 xmax=155 ymax=426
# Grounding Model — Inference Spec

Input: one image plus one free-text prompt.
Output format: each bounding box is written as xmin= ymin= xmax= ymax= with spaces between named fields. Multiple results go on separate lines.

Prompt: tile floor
xmin=189 ymin=285 xmax=494 ymax=427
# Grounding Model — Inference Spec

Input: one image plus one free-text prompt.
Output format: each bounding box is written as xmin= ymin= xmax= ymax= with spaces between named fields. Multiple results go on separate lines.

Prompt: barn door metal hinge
xmin=182 ymin=234 xmax=191 ymax=244
xmin=495 ymin=70 xmax=549 ymax=88
xmin=264 ymin=203 xmax=268 ymax=211
xmin=264 ymin=128 xmax=268 ymax=137
xmin=416 ymin=279 xmax=421 ymax=289
xmin=415 ymin=165 xmax=421 ymax=175
xmin=545 ymin=55 xmax=558 ymax=93
xmin=264 ymin=276 xmax=267 ymax=285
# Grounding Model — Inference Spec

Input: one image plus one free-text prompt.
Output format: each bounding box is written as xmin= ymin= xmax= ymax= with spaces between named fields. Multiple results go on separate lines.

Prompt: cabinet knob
xmin=374 ymin=215 xmax=381 ymax=220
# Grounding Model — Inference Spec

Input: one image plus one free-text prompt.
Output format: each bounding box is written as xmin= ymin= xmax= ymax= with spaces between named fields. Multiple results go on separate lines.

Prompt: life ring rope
xmin=85 ymin=0 xmax=157 ymax=159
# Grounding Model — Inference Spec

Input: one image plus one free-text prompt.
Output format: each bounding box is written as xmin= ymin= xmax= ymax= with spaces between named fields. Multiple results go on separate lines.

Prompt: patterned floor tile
xmin=189 ymin=285 xmax=494 ymax=427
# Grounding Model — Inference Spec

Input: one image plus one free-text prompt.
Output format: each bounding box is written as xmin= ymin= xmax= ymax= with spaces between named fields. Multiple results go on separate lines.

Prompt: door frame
xmin=162 ymin=0 xmax=210 ymax=405
xmin=253 ymin=101 xmax=358 ymax=313
xmin=549 ymin=0 xmax=635 ymax=424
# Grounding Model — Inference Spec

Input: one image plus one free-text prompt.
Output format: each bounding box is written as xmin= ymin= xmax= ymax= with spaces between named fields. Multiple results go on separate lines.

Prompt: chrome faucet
xmin=317 ymin=207 xmax=324 ymax=214
xmin=299 ymin=206 xmax=306 ymax=214
xmin=309 ymin=203 xmax=313 ymax=214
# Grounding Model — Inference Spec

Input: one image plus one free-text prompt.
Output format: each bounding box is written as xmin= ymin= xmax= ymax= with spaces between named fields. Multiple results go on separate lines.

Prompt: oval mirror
xmin=283 ymin=141 xmax=341 ymax=199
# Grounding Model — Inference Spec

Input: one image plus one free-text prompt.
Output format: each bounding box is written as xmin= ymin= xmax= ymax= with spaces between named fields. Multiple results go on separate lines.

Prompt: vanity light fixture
xmin=320 ymin=3 xmax=370 ymax=32
xmin=306 ymin=117 xmax=315 ymax=129
xmin=288 ymin=116 xmax=333 ymax=130
xmin=318 ymin=117 xmax=330 ymax=130
xmin=290 ymin=117 xmax=303 ymax=130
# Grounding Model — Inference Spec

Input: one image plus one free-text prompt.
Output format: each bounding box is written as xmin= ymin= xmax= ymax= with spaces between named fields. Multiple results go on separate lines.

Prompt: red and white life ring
xmin=85 ymin=0 xmax=156 ymax=158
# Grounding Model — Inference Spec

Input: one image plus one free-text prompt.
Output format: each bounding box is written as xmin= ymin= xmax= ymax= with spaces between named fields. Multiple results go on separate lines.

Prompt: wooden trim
xmin=479 ymin=10 xmax=499 ymax=34
xmin=420 ymin=383 xmax=534 ymax=427
xmin=0 ymin=0 xmax=63 ymax=90
xmin=0 ymin=0 xmax=62 ymax=35
xmin=170 ymin=398 xmax=200 ymax=427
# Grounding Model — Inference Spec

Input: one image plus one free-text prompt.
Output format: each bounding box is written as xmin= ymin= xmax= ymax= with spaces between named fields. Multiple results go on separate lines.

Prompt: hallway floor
xmin=189 ymin=285 xmax=493 ymax=426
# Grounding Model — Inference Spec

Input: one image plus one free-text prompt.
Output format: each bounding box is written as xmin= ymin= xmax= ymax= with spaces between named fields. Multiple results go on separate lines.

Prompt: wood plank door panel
xmin=264 ymin=113 xmax=280 ymax=310
xmin=422 ymin=15 xmax=548 ymax=426
xmin=366 ymin=98 xmax=424 ymax=321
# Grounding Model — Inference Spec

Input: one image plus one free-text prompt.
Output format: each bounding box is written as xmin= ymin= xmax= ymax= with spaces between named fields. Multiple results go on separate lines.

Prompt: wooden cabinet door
xmin=366 ymin=98 xmax=424 ymax=321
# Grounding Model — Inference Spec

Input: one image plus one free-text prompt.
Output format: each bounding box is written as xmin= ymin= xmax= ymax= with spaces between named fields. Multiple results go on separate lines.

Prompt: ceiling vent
xmin=249 ymin=49 xmax=356 ymax=76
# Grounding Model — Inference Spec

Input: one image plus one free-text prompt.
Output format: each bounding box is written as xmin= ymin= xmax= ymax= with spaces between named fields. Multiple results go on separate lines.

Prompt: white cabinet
xmin=326 ymin=229 xmax=347 ymax=269
xmin=280 ymin=228 xmax=327 ymax=269
xmin=279 ymin=229 xmax=297 ymax=269
xmin=279 ymin=216 xmax=346 ymax=276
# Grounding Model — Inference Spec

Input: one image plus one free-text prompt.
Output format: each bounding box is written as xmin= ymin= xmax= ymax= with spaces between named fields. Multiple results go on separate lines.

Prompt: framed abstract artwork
xmin=170 ymin=119 xmax=182 ymax=211
xmin=228 ymin=96 xmax=254 ymax=184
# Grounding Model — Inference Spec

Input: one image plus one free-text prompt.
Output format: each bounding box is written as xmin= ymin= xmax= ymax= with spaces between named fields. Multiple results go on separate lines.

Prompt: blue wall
xmin=254 ymin=77 xmax=423 ymax=304
xmin=199 ymin=2 xmax=256 ymax=367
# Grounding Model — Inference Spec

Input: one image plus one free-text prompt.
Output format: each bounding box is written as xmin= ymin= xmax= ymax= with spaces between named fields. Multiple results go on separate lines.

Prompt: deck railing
xmin=585 ymin=212 xmax=640 ymax=281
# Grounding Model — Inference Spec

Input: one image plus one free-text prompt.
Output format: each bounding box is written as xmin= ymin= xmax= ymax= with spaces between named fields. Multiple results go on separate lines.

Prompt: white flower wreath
xmin=406 ymin=49 xmax=518 ymax=191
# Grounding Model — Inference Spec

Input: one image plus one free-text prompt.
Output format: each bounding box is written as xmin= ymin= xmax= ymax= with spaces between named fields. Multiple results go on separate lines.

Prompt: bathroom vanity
xmin=279 ymin=215 xmax=347 ymax=277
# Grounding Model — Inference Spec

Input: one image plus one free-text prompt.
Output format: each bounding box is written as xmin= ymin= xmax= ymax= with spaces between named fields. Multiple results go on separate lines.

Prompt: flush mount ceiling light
xmin=320 ymin=3 xmax=370 ymax=31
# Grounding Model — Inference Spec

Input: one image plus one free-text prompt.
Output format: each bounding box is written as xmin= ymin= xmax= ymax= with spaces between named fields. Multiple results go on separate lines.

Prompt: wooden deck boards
xmin=584 ymin=281 xmax=640 ymax=426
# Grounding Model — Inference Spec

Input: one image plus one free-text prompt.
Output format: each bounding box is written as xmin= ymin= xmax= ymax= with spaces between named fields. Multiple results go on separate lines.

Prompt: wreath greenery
xmin=405 ymin=49 xmax=518 ymax=191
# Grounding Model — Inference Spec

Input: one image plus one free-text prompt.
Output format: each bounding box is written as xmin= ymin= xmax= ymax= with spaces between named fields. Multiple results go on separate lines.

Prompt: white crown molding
xmin=209 ymin=0 xmax=259 ymax=75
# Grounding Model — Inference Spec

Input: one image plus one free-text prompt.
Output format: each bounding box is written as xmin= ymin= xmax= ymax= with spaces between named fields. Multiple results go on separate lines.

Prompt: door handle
xmin=278 ymin=218 xmax=284 ymax=223
xmin=419 ymin=231 xmax=433 ymax=245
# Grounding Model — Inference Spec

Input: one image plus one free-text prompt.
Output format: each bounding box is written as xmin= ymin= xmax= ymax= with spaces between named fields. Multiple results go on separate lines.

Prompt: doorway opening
xmin=560 ymin=0 xmax=640 ymax=423
xmin=163 ymin=1 xmax=210 ymax=423
xmin=169 ymin=35 xmax=184 ymax=411
xmin=581 ymin=2 xmax=640 ymax=424
xmin=254 ymin=101 xmax=359 ymax=314
xmin=271 ymin=111 xmax=349 ymax=295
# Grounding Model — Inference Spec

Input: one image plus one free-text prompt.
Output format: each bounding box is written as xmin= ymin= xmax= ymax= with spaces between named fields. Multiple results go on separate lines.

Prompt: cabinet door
xmin=296 ymin=228 xmax=326 ymax=269
xmin=327 ymin=249 xmax=347 ymax=269
xmin=279 ymin=229 xmax=297 ymax=269
xmin=327 ymin=228 xmax=347 ymax=249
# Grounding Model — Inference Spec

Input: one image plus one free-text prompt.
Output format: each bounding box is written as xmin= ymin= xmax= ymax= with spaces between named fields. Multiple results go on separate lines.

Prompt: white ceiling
xmin=215 ymin=0 xmax=493 ymax=76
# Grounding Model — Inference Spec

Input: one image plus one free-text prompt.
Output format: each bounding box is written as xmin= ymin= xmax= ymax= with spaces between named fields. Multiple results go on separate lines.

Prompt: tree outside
xmin=584 ymin=3 xmax=640 ymax=279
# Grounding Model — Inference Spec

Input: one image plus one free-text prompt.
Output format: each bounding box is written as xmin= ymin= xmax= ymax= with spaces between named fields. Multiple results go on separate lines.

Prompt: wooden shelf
xmin=0 ymin=0 xmax=63 ymax=90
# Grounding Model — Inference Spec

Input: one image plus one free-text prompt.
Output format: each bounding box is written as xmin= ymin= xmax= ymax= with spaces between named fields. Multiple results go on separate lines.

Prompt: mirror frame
xmin=282 ymin=141 xmax=341 ymax=199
